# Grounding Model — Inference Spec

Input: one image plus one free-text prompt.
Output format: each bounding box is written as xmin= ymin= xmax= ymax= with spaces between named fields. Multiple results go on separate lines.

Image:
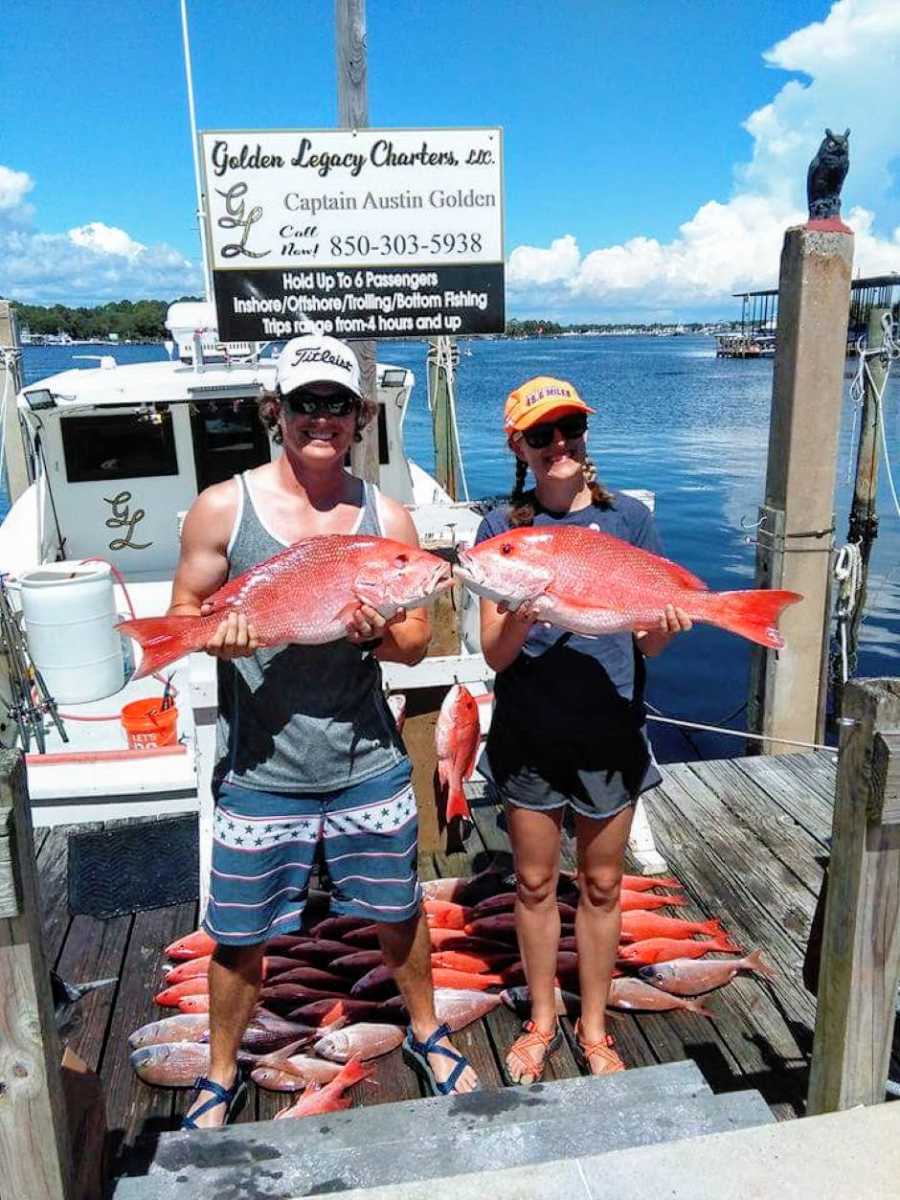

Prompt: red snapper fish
xmin=119 ymin=534 xmax=452 ymax=679
xmin=435 ymin=684 xmax=481 ymax=822
xmin=274 ymin=1059 xmax=374 ymax=1119
xmin=455 ymin=526 xmax=802 ymax=649
xmin=639 ymin=949 xmax=775 ymax=995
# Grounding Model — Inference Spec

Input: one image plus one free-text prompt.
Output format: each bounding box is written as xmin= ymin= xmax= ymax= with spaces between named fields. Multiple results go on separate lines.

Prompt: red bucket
xmin=121 ymin=698 xmax=178 ymax=750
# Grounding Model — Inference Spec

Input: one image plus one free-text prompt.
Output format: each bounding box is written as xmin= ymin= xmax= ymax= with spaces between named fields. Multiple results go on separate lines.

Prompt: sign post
xmin=199 ymin=127 xmax=505 ymax=343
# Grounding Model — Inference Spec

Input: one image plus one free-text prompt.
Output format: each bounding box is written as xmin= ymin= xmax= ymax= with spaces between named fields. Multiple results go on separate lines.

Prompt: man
xmin=177 ymin=333 xmax=478 ymax=1128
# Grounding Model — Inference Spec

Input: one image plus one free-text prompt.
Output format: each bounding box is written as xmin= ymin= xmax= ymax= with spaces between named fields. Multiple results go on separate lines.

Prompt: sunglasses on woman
xmin=520 ymin=412 xmax=588 ymax=449
xmin=283 ymin=389 xmax=358 ymax=417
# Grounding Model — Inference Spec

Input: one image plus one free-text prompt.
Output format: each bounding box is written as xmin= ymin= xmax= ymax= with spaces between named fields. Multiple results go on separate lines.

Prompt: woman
xmin=475 ymin=375 xmax=690 ymax=1082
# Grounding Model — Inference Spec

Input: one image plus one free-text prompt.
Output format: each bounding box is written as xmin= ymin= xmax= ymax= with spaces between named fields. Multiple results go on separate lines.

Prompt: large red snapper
xmin=435 ymin=684 xmax=481 ymax=823
xmin=119 ymin=534 xmax=452 ymax=679
xmin=455 ymin=526 xmax=802 ymax=648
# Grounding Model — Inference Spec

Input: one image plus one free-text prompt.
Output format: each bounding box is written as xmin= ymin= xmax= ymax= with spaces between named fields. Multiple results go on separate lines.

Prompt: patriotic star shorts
xmin=203 ymin=759 xmax=421 ymax=945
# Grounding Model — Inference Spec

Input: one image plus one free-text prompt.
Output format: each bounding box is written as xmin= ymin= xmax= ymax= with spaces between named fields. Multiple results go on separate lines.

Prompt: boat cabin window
xmin=190 ymin=398 xmax=271 ymax=491
xmin=61 ymin=408 xmax=179 ymax=483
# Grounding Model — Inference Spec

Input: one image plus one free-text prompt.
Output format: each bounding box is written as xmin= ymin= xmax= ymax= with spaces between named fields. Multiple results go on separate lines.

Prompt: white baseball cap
xmin=275 ymin=335 xmax=362 ymax=398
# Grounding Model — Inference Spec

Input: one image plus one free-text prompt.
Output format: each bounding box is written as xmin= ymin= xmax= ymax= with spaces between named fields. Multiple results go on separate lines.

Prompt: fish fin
xmin=656 ymin=557 xmax=710 ymax=591
xmin=116 ymin=615 xmax=207 ymax=680
xmin=318 ymin=1001 xmax=345 ymax=1028
xmin=436 ymin=759 xmax=448 ymax=789
xmin=661 ymin=894 xmax=688 ymax=907
xmin=712 ymin=937 xmax=742 ymax=953
xmin=446 ymin=787 xmax=472 ymax=823
xmin=701 ymin=589 xmax=803 ymax=648
xmin=743 ymin=949 xmax=777 ymax=979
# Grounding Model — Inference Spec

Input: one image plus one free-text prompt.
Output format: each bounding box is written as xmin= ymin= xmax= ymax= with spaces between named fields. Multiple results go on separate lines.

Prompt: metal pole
xmin=336 ymin=0 xmax=379 ymax=484
xmin=179 ymin=0 xmax=213 ymax=303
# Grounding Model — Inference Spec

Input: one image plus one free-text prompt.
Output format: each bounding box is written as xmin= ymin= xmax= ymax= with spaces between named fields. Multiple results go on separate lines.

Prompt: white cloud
xmin=508 ymin=0 xmax=900 ymax=318
xmin=68 ymin=221 xmax=146 ymax=259
xmin=0 ymin=168 xmax=201 ymax=304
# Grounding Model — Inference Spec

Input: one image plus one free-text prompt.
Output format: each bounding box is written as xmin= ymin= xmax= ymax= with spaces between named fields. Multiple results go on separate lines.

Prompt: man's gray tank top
xmin=214 ymin=472 xmax=406 ymax=794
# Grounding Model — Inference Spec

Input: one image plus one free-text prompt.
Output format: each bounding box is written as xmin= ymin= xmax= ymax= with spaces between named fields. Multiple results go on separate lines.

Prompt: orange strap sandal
xmin=574 ymin=1020 xmax=625 ymax=1076
xmin=506 ymin=1019 xmax=562 ymax=1084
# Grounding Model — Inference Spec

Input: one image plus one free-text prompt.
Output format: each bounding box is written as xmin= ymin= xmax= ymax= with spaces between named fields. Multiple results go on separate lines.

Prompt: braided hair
xmin=508 ymin=454 xmax=614 ymax=527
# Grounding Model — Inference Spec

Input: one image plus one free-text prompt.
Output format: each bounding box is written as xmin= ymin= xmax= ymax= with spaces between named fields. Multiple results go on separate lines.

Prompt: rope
xmin=435 ymin=337 xmax=470 ymax=501
xmin=848 ymin=310 xmax=900 ymax=518
xmin=645 ymin=712 xmax=833 ymax=752
xmin=832 ymin=541 xmax=863 ymax=684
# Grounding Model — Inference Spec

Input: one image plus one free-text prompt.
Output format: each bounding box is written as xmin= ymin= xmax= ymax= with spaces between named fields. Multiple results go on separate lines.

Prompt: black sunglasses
xmin=521 ymin=412 xmax=588 ymax=449
xmin=283 ymin=389 xmax=358 ymax=418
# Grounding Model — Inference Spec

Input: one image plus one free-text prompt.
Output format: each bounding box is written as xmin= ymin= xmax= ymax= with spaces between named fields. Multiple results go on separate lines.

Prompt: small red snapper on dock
xmin=454 ymin=526 xmax=802 ymax=648
xmin=119 ymin=534 xmax=452 ymax=679
xmin=435 ymin=684 xmax=481 ymax=822
xmin=639 ymin=950 xmax=775 ymax=995
xmin=274 ymin=1060 xmax=373 ymax=1119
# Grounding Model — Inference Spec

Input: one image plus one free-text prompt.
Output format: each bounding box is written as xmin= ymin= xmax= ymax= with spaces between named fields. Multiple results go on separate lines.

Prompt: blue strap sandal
xmin=402 ymin=1022 xmax=480 ymax=1096
xmin=180 ymin=1071 xmax=247 ymax=1130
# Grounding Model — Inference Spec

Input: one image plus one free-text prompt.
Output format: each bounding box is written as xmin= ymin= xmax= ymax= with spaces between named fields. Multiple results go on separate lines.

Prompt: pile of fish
xmin=129 ymin=864 xmax=774 ymax=1118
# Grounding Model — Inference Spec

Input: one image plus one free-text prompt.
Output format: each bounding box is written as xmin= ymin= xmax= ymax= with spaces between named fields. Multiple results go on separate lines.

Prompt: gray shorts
xmin=479 ymin=719 xmax=661 ymax=822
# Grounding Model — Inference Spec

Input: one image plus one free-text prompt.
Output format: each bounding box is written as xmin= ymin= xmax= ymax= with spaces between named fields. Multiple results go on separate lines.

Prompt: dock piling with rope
xmin=747 ymin=222 xmax=854 ymax=754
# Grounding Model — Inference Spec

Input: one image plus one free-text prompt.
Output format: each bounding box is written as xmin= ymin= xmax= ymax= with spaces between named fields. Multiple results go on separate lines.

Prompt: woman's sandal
xmin=506 ymin=1019 xmax=563 ymax=1085
xmin=573 ymin=1019 xmax=625 ymax=1076
xmin=402 ymin=1022 xmax=480 ymax=1096
xmin=180 ymin=1070 xmax=248 ymax=1130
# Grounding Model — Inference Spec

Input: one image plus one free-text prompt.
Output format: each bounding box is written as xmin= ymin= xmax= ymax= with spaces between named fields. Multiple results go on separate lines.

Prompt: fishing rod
xmin=0 ymin=576 xmax=68 ymax=753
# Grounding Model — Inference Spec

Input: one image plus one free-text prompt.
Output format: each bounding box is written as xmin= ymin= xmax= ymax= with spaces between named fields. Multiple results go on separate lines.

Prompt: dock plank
xmin=38 ymin=826 xmax=74 ymax=968
xmin=685 ymin=759 xmax=826 ymax=895
xmin=739 ymin=754 xmax=835 ymax=846
xmin=55 ymin=910 xmax=132 ymax=1072
xmin=100 ymin=900 xmax=197 ymax=1172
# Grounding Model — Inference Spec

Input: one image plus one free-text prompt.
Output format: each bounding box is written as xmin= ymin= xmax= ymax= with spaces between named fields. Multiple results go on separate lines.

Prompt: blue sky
xmin=2 ymin=0 xmax=899 ymax=319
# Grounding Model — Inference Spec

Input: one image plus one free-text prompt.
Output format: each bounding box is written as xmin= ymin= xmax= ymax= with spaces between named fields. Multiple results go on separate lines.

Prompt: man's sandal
xmin=573 ymin=1020 xmax=625 ymax=1076
xmin=180 ymin=1071 xmax=248 ymax=1130
xmin=402 ymin=1022 xmax=480 ymax=1096
xmin=506 ymin=1019 xmax=563 ymax=1084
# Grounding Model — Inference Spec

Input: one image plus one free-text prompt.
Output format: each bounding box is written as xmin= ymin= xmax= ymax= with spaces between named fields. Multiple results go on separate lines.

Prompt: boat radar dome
xmin=165 ymin=301 xmax=254 ymax=364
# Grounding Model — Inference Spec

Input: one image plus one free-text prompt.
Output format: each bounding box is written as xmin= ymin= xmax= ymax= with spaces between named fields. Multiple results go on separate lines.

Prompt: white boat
xmin=0 ymin=301 xmax=489 ymax=830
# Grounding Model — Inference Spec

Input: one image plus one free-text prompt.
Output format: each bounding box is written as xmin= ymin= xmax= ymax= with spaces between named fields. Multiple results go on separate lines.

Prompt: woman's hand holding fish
xmin=202 ymin=609 xmax=261 ymax=661
xmin=496 ymin=598 xmax=546 ymax=626
xmin=636 ymin=605 xmax=692 ymax=657
xmin=344 ymin=603 xmax=404 ymax=647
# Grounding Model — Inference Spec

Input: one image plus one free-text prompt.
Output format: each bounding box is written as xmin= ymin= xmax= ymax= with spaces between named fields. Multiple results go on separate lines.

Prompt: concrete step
xmin=308 ymin=1100 xmax=900 ymax=1200
xmin=115 ymin=1061 xmax=773 ymax=1199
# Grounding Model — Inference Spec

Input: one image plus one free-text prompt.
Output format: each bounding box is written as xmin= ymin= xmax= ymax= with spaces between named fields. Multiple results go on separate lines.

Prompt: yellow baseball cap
xmin=503 ymin=376 xmax=595 ymax=434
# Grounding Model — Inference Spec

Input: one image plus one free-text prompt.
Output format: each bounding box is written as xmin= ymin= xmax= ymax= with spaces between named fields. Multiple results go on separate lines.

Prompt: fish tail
xmin=699 ymin=918 xmax=726 ymax=936
xmin=336 ymin=1057 xmax=374 ymax=1089
xmin=684 ymin=999 xmax=715 ymax=1017
xmin=743 ymin=949 xmax=777 ymax=979
xmin=663 ymin=894 xmax=688 ymax=907
xmin=116 ymin=614 xmax=211 ymax=679
xmin=712 ymin=936 xmax=743 ymax=953
xmin=446 ymin=786 xmax=472 ymax=823
xmin=697 ymin=589 xmax=803 ymax=649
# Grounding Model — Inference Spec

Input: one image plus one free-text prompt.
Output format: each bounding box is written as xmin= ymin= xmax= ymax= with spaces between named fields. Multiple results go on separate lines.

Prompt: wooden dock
xmin=34 ymin=750 xmax=848 ymax=1182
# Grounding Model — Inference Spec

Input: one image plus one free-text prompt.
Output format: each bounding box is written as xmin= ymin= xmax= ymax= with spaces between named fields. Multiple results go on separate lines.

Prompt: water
xmin=15 ymin=337 xmax=900 ymax=762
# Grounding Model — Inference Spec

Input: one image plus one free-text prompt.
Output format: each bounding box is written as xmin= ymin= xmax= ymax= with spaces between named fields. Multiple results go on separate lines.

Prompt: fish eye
xmin=394 ymin=553 xmax=409 ymax=566
xmin=500 ymin=542 xmax=513 ymax=555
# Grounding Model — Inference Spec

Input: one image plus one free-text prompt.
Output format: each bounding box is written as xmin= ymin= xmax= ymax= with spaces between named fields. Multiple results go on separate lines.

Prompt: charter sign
xmin=200 ymin=128 xmax=505 ymax=341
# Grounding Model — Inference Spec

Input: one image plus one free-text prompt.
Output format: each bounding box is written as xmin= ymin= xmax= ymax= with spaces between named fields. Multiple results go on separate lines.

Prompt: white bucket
xmin=19 ymin=562 xmax=125 ymax=704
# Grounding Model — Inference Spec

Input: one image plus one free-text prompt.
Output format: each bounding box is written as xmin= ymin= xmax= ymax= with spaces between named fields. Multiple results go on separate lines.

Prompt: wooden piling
xmin=747 ymin=224 xmax=854 ymax=753
xmin=807 ymin=677 xmax=900 ymax=1114
xmin=0 ymin=750 xmax=73 ymax=1198
xmin=0 ymin=301 xmax=30 ymax=505
xmin=336 ymin=0 xmax=379 ymax=484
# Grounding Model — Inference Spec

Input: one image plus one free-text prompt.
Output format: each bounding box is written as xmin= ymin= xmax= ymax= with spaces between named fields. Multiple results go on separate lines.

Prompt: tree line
xmin=9 ymin=298 xmax=201 ymax=341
